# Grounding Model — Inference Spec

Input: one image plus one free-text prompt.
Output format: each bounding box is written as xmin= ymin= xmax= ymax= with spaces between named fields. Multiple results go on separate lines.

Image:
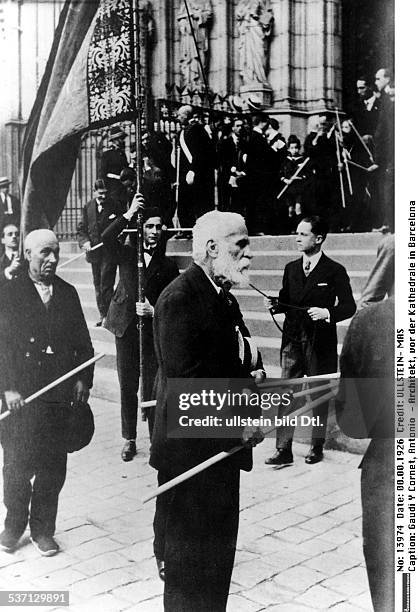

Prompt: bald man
xmin=0 ymin=230 xmax=94 ymax=556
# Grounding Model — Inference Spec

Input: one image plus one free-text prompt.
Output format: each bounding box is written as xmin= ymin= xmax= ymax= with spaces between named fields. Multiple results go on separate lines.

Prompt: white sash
xmin=179 ymin=130 xmax=193 ymax=164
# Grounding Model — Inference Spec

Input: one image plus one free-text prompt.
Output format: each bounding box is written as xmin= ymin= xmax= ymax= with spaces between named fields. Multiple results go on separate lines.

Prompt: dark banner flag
xmin=21 ymin=0 xmax=135 ymax=236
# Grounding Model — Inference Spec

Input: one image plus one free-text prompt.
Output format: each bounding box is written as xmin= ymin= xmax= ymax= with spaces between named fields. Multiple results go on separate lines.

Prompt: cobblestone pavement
xmin=0 ymin=397 xmax=372 ymax=611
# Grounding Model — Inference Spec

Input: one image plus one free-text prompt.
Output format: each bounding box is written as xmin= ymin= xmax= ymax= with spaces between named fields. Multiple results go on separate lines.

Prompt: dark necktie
xmin=304 ymin=260 xmax=311 ymax=277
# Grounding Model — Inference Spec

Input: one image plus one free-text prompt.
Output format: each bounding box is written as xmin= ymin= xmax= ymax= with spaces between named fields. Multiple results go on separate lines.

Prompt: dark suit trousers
xmin=91 ymin=251 xmax=117 ymax=320
xmin=277 ymin=335 xmax=336 ymax=450
xmin=2 ymin=403 xmax=67 ymax=538
xmin=361 ymin=439 xmax=395 ymax=612
xmin=115 ymin=319 xmax=157 ymax=440
xmin=162 ymin=461 xmax=240 ymax=612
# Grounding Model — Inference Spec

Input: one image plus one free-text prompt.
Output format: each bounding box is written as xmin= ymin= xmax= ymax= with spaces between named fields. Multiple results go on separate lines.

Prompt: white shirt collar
xmin=303 ymin=250 xmax=323 ymax=272
xmin=4 ymin=247 xmax=17 ymax=261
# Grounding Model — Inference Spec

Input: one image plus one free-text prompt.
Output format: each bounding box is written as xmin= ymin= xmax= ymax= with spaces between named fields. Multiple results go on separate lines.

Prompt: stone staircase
xmin=58 ymin=232 xmax=383 ymax=402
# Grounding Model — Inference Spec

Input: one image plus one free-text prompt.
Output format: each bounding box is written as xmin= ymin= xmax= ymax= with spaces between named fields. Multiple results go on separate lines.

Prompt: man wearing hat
xmin=100 ymin=125 xmax=129 ymax=203
xmin=102 ymin=195 xmax=179 ymax=461
xmin=0 ymin=177 xmax=20 ymax=230
xmin=77 ymin=179 xmax=124 ymax=326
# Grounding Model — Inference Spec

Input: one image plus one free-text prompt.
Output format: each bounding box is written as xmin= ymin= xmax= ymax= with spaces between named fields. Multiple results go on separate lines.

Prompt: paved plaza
xmin=0 ymin=390 xmax=372 ymax=612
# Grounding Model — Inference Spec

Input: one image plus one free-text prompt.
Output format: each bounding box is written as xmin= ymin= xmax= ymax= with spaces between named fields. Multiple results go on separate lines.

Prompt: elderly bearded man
xmin=150 ymin=211 xmax=265 ymax=611
xmin=0 ymin=230 xmax=94 ymax=556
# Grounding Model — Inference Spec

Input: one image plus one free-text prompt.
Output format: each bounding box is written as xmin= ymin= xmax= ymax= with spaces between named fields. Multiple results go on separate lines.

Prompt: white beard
xmin=213 ymin=251 xmax=250 ymax=288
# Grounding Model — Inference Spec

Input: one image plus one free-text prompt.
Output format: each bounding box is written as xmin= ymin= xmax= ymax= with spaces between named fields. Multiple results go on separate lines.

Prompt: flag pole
xmin=132 ymin=0 xmax=147 ymax=421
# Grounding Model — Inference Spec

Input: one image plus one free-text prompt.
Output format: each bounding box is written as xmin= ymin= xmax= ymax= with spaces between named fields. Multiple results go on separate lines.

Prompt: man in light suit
xmin=150 ymin=210 xmax=264 ymax=611
xmin=0 ymin=230 xmax=94 ymax=556
xmin=0 ymin=177 xmax=20 ymax=230
xmin=103 ymin=198 xmax=179 ymax=461
xmin=0 ymin=223 xmax=22 ymax=285
xmin=77 ymin=179 xmax=123 ymax=326
xmin=265 ymin=216 xmax=356 ymax=465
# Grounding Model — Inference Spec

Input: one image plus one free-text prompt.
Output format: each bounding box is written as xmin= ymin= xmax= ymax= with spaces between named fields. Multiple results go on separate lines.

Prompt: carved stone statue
xmin=236 ymin=0 xmax=274 ymax=87
xmin=177 ymin=0 xmax=213 ymax=90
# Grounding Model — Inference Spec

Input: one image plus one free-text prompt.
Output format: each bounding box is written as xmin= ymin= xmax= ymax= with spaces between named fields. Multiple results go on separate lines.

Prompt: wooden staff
xmin=334 ymin=131 xmax=346 ymax=209
xmin=335 ymin=108 xmax=353 ymax=196
xmin=133 ymin=0 xmax=147 ymax=421
xmin=136 ymin=374 xmax=338 ymax=408
xmin=348 ymin=119 xmax=375 ymax=165
xmin=347 ymin=159 xmax=369 ymax=172
xmin=276 ymin=157 xmax=310 ymax=202
xmin=0 ymin=353 xmax=105 ymax=422
xmin=142 ymin=387 xmax=336 ymax=503
xmin=57 ymin=242 xmax=103 ymax=270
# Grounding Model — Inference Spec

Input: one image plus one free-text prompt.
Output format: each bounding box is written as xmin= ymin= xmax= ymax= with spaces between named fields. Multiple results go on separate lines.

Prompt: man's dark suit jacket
xmin=0 ymin=252 xmax=20 ymax=286
xmin=150 ymin=263 xmax=259 ymax=476
xmin=0 ymin=274 xmax=94 ymax=436
xmin=337 ymin=298 xmax=394 ymax=612
xmin=77 ymin=198 xmax=124 ymax=264
xmin=273 ymin=253 xmax=356 ymax=371
xmin=102 ymin=215 xmax=179 ymax=339
xmin=245 ymin=130 xmax=282 ymax=190
xmin=179 ymin=123 xmax=215 ymax=179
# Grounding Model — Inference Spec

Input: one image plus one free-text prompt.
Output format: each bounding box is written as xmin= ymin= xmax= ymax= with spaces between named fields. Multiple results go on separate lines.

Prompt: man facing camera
xmin=150 ymin=211 xmax=264 ymax=611
xmin=265 ymin=216 xmax=356 ymax=466
xmin=0 ymin=223 xmax=22 ymax=285
xmin=0 ymin=230 xmax=94 ymax=556
xmin=102 ymin=197 xmax=179 ymax=461
xmin=77 ymin=179 xmax=123 ymax=326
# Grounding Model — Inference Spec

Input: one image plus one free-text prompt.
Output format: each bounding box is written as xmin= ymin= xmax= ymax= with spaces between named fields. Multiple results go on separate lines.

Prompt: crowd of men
xmin=94 ymin=68 xmax=394 ymax=239
xmin=0 ymin=68 xmax=394 ymax=612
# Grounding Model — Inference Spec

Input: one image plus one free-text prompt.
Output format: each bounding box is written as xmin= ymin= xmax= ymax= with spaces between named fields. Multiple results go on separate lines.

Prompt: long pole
xmin=348 ymin=120 xmax=375 ymax=165
xmin=142 ymin=388 xmax=337 ymax=503
xmin=335 ymin=108 xmax=353 ymax=196
xmin=334 ymin=131 xmax=346 ymax=209
xmin=132 ymin=0 xmax=147 ymax=419
xmin=0 ymin=353 xmax=105 ymax=422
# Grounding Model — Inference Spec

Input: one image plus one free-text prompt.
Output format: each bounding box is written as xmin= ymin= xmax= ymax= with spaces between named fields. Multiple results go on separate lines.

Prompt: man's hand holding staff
xmin=0 ymin=353 xmax=105 ymax=421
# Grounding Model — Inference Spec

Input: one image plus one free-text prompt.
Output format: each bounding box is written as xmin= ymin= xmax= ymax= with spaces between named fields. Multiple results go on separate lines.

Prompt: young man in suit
xmin=265 ymin=216 xmax=356 ymax=465
xmin=150 ymin=210 xmax=264 ymax=611
xmin=216 ymin=116 xmax=246 ymax=213
xmin=0 ymin=223 xmax=22 ymax=285
xmin=0 ymin=230 xmax=94 ymax=556
xmin=77 ymin=179 xmax=123 ymax=326
xmin=102 ymin=197 xmax=179 ymax=461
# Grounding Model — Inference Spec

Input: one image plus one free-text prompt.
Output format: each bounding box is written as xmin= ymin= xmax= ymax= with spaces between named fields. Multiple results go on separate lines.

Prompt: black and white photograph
xmin=0 ymin=0 xmax=403 ymax=610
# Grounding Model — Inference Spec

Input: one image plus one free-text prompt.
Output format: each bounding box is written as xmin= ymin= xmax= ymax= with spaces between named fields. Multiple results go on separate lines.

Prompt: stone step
xmin=169 ymin=250 xmax=377 ymax=272
xmin=165 ymin=232 xmax=384 ymax=252
xmin=87 ymin=323 xmax=344 ymax=377
xmin=61 ymin=266 xmax=369 ymax=295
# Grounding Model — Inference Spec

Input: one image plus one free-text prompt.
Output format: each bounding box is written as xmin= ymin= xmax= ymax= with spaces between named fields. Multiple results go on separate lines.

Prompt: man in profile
xmin=151 ymin=210 xmax=264 ymax=611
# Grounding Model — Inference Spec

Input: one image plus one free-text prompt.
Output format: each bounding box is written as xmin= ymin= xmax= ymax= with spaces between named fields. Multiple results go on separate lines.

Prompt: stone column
xmin=267 ymin=0 xmax=343 ymax=133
